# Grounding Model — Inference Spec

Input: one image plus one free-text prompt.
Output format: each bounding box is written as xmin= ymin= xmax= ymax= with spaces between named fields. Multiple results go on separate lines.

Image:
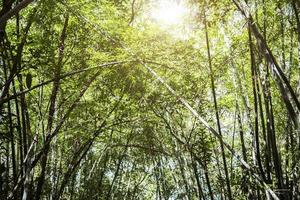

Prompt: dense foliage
xmin=0 ymin=0 xmax=300 ymax=199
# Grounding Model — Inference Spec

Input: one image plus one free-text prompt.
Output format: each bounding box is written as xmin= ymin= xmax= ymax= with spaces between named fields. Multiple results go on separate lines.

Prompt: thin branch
xmin=0 ymin=0 xmax=36 ymax=28
xmin=0 ymin=60 xmax=132 ymax=105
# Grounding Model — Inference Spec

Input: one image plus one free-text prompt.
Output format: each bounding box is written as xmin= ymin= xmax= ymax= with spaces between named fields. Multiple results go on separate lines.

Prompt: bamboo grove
xmin=0 ymin=0 xmax=300 ymax=199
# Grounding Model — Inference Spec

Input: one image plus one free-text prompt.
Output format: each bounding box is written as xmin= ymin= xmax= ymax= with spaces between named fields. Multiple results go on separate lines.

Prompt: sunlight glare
xmin=151 ymin=0 xmax=188 ymax=26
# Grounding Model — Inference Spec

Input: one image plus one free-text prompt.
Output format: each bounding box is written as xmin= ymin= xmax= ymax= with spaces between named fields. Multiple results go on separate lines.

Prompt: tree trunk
xmin=34 ymin=15 xmax=69 ymax=200
xmin=203 ymin=8 xmax=232 ymax=200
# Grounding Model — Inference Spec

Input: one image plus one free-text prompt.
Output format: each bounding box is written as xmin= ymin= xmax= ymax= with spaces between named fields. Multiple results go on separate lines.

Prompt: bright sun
xmin=151 ymin=0 xmax=188 ymax=26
